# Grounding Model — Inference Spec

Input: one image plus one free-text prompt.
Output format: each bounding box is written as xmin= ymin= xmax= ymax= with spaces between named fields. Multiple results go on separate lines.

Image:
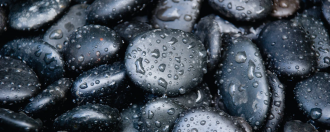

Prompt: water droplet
xmin=156 ymin=7 xmax=180 ymax=21
xmin=158 ymin=64 xmax=166 ymax=72
xmin=310 ymin=108 xmax=322 ymax=120
xmin=34 ymin=49 xmax=42 ymax=57
xmin=248 ymin=60 xmax=256 ymax=80
xmin=184 ymin=15 xmax=192 ymax=21
xmin=49 ymin=29 xmax=63 ymax=39
xmin=175 ymin=57 xmax=181 ymax=63
xmin=274 ymin=101 xmax=281 ymax=107
xmin=155 ymin=121 xmax=161 ymax=128
xmin=282 ymin=35 xmax=288 ymax=40
xmin=158 ymin=78 xmax=168 ymax=89
xmin=324 ymin=57 xmax=330 ymax=64
xmin=252 ymin=81 xmax=259 ymax=88
xmin=44 ymin=53 xmax=55 ymax=64
xmin=167 ymin=108 xmax=175 ymax=115
xmin=179 ymin=88 xmax=185 ymax=94
xmin=135 ymin=58 xmax=145 ymax=75
xmin=148 ymin=110 xmax=154 ymax=119
xmin=200 ymin=120 xmax=206 ymax=125
xmin=151 ymin=49 xmax=160 ymax=58
xmin=235 ymin=51 xmax=247 ymax=63
xmin=236 ymin=6 xmax=244 ymax=10
xmin=79 ymin=82 xmax=88 ymax=89
xmin=168 ymin=37 xmax=178 ymax=45
xmin=78 ymin=55 xmax=84 ymax=62
xmin=227 ymin=2 xmax=232 ymax=9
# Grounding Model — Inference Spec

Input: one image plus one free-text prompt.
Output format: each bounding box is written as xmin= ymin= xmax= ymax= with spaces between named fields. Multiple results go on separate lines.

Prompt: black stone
xmin=24 ymin=78 xmax=73 ymax=118
xmin=53 ymin=104 xmax=120 ymax=131
xmin=208 ymin=0 xmax=273 ymax=22
xmin=120 ymin=104 xmax=142 ymax=132
xmin=256 ymin=20 xmax=317 ymax=79
xmin=9 ymin=0 xmax=71 ymax=30
xmin=194 ymin=14 xmax=239 ymax=71
xmin=87 ymin=0 xmax=151 ymax=25
xmin=283 ymin=120 xmax=318 ymax=132
xmin=0 ymin=57 xmax=40 ymax=106
xmin=172 ymin=107 xmax=247 ymax=132
xmin=125 ymin=29 xmax=207 ymax=96
xmin=151 ymin=0 xmax=202 ymax=32
xmin=0 ymin=38 xmax=65 ymax=86
xmin=71 ymin=62 xmax=133 ymax=109
xmin=140 ymin=98 xmax=184 ymax=132
xmin=214 ymin=36 xmax=270 ymax=130
xmin=292 ymin=14 xmax=330 ymax=70
xmin=114 ymin=21 xmax=152 ymax=42
xmin=294 ymin=72 xmax=330 ymax=127
xmin=0 ymin=108 xmax=43 ymax=132
xmin=171 ymin=83 xmax=213 ymax=109
xmin=43 ymin=4 xmax=89 ymax=54
xmin=64 ymin=25 xmax=123 ymax=74
xmin=262 ymin=71 xmax=286 ymax=132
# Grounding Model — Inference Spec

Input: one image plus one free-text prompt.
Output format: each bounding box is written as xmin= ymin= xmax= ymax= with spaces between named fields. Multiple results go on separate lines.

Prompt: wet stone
xmin=87 ymin=0 xmax=152 ymax=25
xmin=53 ymin=104 xmax=120 ymax=131
xmin=208 ymin=0 xmax=273 ymax=22
xmin=24 ymin=78 xmax=73 ymax=118
xmin=64 ymin=25 xmax=123 ymax=74
xmin=294 ymin=72 xmax=330 ymax=127
xmin=261 ymin=71 xmax=286 ymax=132
xmin=0 ymin=38 xmax=64 ymax=86
xmin=43 ymin=4 xmax=89 ymax=54
xmin=173 ymin=107 xmax=247 ymax=132
xmin=125 ymin=29 xmax=207 ymax=96
xmin=9 ymin=0 xmax=71 ymax=30
xmin=0 ymin=57 xmax=41 ymax=106
xmin=271 ymin=0 xmax=300 ymax=18
xmin=151 ymin=0 xmax=202 ymax=32
xmin=256 ymin=20 xmax=317 ymax=79
xmin=214 ymin=36 xmax=270 ymax=130
xmin=0 ymin=108 xmax=43 ymax=132
xmin=292 ymin=14 xmax=330 ymax=70
xmin=71 ymin=62 xmax=133 ymax=109
xmin=140 ymin=98 xmax=184 ymax=132
xmin=114 ymin=21 xmax=152 ymax=42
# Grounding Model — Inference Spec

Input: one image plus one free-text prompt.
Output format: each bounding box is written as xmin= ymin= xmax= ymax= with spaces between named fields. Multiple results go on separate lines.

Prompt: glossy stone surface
xmin=171 ymin=83 xmax=212 ymax=109
xmin=194 ymin=14 xmax=239 ymax=72
xmin=71 ymin=62 xmax=132 ymax=109
xmin=173 ymin=107 xmax=247 ymax=132
xmin=292 ymin=14 xmax=330 ymax=70
xmin=271 ymin=0 xmax=300 ymax=18
xmin=24 ymin=78 xmax=73 ymax=118
xmin=53 ymin=104 xmax=120 ymax=131
xmin=0 ymin=38 xmax=65 ymax=86
xmin=283 ymin=120 xmax=318 ymax=132
xmin=262 ymin=71 xmax=286 ymax=132
xmin=114 ymin=21 xmax=152 ymax=42
xmin=125 ymin=29 xmax=207 ymax=96
xmin=294 ymin=72 xmax=330 ymax=127
xmin=0 ymin=57 xmax=40 ymax=106
xmin=208 ymin=0 xmax=273 ymax=22
xmin=87 ymin=0 xmax=151 ymax=25
xmin=151 ymin=0 xmax=202 ymax=32
xmin=214 ymin=36 xmax=270 ymax=130
xmin=64 ymin=25 xmax=123 ymax=74
xmin=9 ymin=0 xmax=71 ymax=30
xmin=43 ymin=4 xmax=88 ymax=54
xmin=256 ymin=20 xmax=317 ymax=79
xmin=140 ymin=98 xmax=184 ymax=132
xmin=0 ymin=108 xmax=43 ymax=132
